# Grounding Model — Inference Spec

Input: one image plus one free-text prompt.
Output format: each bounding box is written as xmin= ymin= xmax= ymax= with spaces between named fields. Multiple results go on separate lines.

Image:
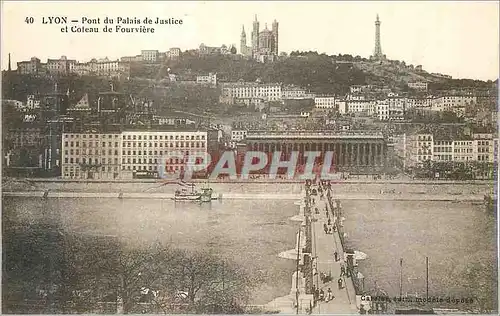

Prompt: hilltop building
xmin=240 ymin=15 xmax=279 ymax=62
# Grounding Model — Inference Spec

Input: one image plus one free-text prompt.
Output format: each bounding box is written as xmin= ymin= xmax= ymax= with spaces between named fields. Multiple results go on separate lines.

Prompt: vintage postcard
xmin=1 ymin=1 xmax=498 ymax=314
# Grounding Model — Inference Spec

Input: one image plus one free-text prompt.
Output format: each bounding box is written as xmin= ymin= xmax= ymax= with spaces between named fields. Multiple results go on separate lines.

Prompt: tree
xmin=3 ymin=224 xmax=252 ymax=314
xmin=166 ymin=249 xmax=251 ymax=313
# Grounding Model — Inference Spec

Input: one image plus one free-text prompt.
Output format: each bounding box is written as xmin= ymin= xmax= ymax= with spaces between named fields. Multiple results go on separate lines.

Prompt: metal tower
xmin=373 ymin=14 xmax=383 ymax=58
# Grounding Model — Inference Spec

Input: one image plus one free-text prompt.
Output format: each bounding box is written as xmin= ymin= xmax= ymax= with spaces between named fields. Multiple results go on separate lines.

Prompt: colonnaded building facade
xmin=243 ymin=131 xmax=388 ymax=172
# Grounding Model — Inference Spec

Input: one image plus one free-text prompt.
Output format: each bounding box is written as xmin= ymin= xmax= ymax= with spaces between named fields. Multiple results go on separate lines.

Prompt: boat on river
xmin=172 ymin=182 xmax=214 ymax=202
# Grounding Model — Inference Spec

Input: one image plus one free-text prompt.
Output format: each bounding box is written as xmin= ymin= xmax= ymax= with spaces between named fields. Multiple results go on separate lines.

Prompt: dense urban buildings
xmin=4 ymin=12 xmax=498 ymax=181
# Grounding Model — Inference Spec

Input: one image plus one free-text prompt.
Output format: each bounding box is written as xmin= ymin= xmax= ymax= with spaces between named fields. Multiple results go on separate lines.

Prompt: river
xmin=342 ymin=200 xmax=497 ymax=309
xmin=2 ymin=196 xmax=497 ymax=308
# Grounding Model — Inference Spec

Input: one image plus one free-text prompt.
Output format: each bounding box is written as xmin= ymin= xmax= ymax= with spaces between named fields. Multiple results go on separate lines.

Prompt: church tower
xmin=272 ymin=19 xmax=279 ymax=55
xmin=251 ymin=14 xmax=260 ymax=56
xmin=240 ymin=25 xmax=247 ymax=56
xmin=8 ymin=53 xmax=12 ymax=72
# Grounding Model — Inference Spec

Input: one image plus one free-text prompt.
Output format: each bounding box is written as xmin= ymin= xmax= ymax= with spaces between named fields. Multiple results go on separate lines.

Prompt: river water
xmin=342 ymin=200 xmax=497 ymax=307
xmin=3 ymin=196 xmax=497 ymax=307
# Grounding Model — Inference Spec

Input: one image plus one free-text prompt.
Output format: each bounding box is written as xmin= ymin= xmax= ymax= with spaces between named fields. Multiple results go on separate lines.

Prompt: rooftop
xmin=246 ymin=130 xmax=384 ymax=140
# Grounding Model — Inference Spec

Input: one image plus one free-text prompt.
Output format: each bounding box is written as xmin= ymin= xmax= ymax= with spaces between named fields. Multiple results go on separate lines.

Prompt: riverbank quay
xmin=7 ymin=176 xmax=493 ymax=185
xmin=1 ymin=190 xmax=487 ymax=202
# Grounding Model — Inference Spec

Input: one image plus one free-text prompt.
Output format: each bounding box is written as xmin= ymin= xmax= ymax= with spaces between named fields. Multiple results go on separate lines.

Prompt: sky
xmin=1 ymin=1 xmax=499 ymax=80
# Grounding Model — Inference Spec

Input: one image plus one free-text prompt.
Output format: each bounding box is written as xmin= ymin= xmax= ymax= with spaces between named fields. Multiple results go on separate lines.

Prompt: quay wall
xmin=2 ymin=179 xmax=493 ymax=196
xmin=1 ymin=191 xmax=486 ymax=202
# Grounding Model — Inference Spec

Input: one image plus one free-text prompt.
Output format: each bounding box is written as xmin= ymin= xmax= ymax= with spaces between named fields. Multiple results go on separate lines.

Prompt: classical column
xmin=359 ymin=143 xmax=363 ymax=166
xmin=352 ymin=143 xmax=356 ymax=166
xmin=373 ymin=143 xmax=377 ymax=167
xmin=343 ymin=143 xmax=347 ymax=167
xmin=365 ymin=143 xmax=370 ymax=167
xmin=382 ymin=144 xmax=387 ymax=168
xmin=356 ymin=143 xmax=360 ymax=166
xmin=368 ymin=143 xmax=371 ymax=166
xmin=346 ymin=144 xmax=350 ymax=166
xmin=300 ymin=143 xmax=305 ymax=165
xmin=377 ymin=143 xmax=382 ymax=167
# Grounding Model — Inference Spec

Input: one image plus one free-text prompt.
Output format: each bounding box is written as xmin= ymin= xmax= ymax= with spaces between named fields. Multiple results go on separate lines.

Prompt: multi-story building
xmin=46 ymin=56 xmax=76 ymax=75
xmin=345 ymin=94 xmax=366 ymax=101
xmin=387 ymin=97 xmax=406 ymax=120
xmin=199 ymin=43 xmax=224 ymax=55
xmin=282 ymin=86 xmax=315 ymax=100
xmin=75 ymin=58 xmax=130 ymax=78
xmin=120 ymin=130 xmax=208 ymax=175
xmin=196 ymin=73 xmax=217 ymax=87
xmin=61 ymin=130 xmax=209 ymax=179
xmin=314 ymin=96 xmax=336 ymax=109
xmin=406 ymin=131 xmax=498 ymax=172
xmin=473 ymin=133 xmax=496 ymax=163
xmin=141 ymin=50 xmax=159 ymax=62
xmin=220 ymin=82 xmax=282 ymax=104
xmin=452 ymin=139 xmax=474 ymax=162
xmin=168 ymin=47 xmax=181 ymax=59
xmin=61 ymin=132 xmax=122 ymax=179
xmin=70 ymin=62 xmax=91 ymax=76
xmin=431 ymin=96 xmax=477 ymax=114
xmin=3 ymin=123 xmax=45 ymax=170
xmin=349 ymin=85 xmax=373 ymax=94
xmin=347 ymin=100 xmax=376 ymax=115
xmin=376 ymin=100 xmax=389 ymax=120
xmin=336 ymin=100 xmax=348 ymax=114
xmin=408 ymin=82 xmax=428 ymax=91
xmin=17 ymin=57 xmax=42 ymax=75
xmin=406 ymin=97 xmax=434 ymax=109
xmin=231 ymin=130 xmax=248 ymax=142
xmin=405 ymin=133 xmax=434 ymax=167
xmin=120 ymin=55 xmax=143 ymax=62
xmin=432 ymin=138 xmax=453 ymax=162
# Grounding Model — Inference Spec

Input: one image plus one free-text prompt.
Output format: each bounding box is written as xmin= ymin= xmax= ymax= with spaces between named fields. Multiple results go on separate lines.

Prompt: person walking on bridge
xmin=325 ymin=288 xmax=334 ymax=302
xmin=338 ymin=277 xmax=344 ymax=290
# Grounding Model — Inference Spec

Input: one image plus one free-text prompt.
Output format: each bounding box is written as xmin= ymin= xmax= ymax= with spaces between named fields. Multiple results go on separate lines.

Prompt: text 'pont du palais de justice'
xmin=25 ymin=16 xmax=184 ymax=33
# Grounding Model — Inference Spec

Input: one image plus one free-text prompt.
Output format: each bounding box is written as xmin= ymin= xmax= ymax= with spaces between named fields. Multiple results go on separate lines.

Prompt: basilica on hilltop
xmin=240 ymin=15 xmax=279 ymax=62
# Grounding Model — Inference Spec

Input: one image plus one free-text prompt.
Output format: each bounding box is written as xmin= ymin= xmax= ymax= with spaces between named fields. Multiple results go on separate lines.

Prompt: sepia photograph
xmin=1 ymin=1 xmax=498 ymax=314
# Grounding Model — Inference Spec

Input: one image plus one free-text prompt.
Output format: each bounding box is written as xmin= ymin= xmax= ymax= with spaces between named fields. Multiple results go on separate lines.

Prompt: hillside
xmin=164 ymin=54 xmax=380 ymax=95
xmin=2 ymin=52 xmax=493 ymax=111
